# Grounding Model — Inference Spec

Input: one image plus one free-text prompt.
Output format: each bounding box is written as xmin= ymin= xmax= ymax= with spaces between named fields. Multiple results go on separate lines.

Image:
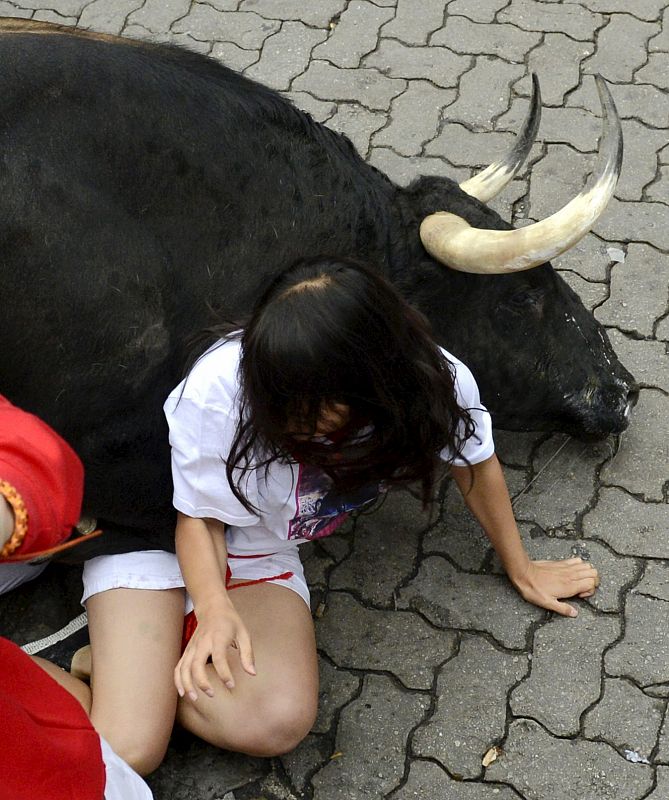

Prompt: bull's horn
xmin=421 ymin=75 xmax=622 ymax=275
xmin=459 ymin=73 xmax=541 ymax=203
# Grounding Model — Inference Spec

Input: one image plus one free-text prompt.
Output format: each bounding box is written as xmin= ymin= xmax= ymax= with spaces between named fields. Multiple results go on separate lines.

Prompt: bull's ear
xmin=422 ymin=76 xmax=622 ymax=275
xmin=459 ymin=73 xmax=541 ymax=203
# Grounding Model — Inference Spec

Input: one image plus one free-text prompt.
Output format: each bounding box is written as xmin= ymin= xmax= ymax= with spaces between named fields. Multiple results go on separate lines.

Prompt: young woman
xmin=81 ymin=256 xmax=598 ymax=772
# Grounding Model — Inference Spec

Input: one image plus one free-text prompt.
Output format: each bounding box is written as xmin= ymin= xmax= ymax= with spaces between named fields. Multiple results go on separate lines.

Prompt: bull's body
xmin=0 ymin=21 xmax=634 ymax=553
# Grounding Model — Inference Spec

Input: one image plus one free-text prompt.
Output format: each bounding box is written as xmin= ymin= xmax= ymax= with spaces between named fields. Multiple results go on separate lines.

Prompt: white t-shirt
xmin=163 ymin=338 xmax=494 ymax=555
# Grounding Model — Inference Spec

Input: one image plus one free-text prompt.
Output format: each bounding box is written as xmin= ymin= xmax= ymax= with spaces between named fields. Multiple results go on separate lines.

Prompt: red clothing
xmin=0 ymin=637 xmax=105 ymax=800
xmin=0 ymin=395 xmax=86 ymax=560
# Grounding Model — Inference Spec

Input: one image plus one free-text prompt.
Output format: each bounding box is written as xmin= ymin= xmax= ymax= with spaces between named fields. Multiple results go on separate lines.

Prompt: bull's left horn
xmin=421 ymin=75 xmax=622 ymax=275
xmin=459 ymin=73 xmax=541 ymax=203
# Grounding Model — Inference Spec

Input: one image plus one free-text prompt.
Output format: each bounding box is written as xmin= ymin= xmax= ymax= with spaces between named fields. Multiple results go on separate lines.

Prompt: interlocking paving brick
xmin=636 ymin=52 xmax=669 ymax=90
xmin=608 ymin=329 xmax=669 ymax=393
xmin=364 ymin=39 xmax=469 ymax=89
xmin=583 ymin=677 xmax=664 ymax=759
xmin=14 ymin=0 xmax=86 ymax=14
xmin=615 ymin=121 xmax=668 ymax=202
xmin=606 ymin=593 xmax=669 ymax=686
xmin=552 ymin=234 xmax=613 ymax=282
xmin=395 ymin=761 xmax=519 ymax=799
xmin=313 ymin=1 xmax=393 ymax=68
xmin=325 ymin=102 xmax=386 ymax=158
xmin=173 ymin=8 xmax=280 ymax=47
xmin=635 ymin=561 xmax=669 ymax=602
xmin=514 ymin=33 xmax=593 ymax=105
xmin=658 ymin=315 xmax=669 ymax=340
xmin=431 ymin=17 xmax=540 ymax=63
xmin=0 ymin=2 xmax=32 ymax=19
xmin=583 ymin=487 xmax=669 ymax=558
xmin=647 ymin=165 xmax=669 ymax=203
xmin=373 ymin=82 xmax=456 ymax=157
xmin=580 ymin=0 xmax=668 ymax=22
xmin=494 ymin=430 xmax=539 ymax=467
xmin=657 ymin=719 xmax=669 ymax=763
xmin=427 ymin=125 xmax=518 ymax=169
xmin=585 ymin=14 xmax=659 ymax=82
xmin=328 ymin=489 xmax=430 ymax=606
xmin=122 ymin=24 xmax=213 ymax=53
xmin=649 ymin=7 xmax=669 ymax=50
xmin=568 ymin=80 xmax=669 ymax=129
xmin=446 ymin=57 xmax=524 ymax=128
xmin=412 ymin=635 xmax=528 ymax=779
xmin=314 ymin=658 xmax=361 ymax=734
xmin=646 ymin=768 xmax=669 ymax=799
xmin=528 ymin=144 xmax=592 ymax=221
xmin=203 ymin=0 xmax=242 ymax=10
xmin=211 ymin=41 xmax=259 ymax=70
xmin=32 ymin=10 xmax=77 ymax=24
xmin=281 ymin=734 xmax=328 ymax=796
xmin=127 ymin=0 xmax=191 ymax=34
xmin=512 ymin=436 xmax=611 ymax=530
xmin=239 ymin=0 xmax=347 ymax=28
xmin=244 ymin=22 xmax=326 ymax=90
xmin=594 ymin=197 xmax=669 ymax=251
xmin=293 ymin=60 xmax=405 ymax=110
xmin=310 ymin=675 xmax=430 ymax=799
xmin=510 ymin=605 xmax=619 ymax=735
xmin=398 ymin=555 xmax=544 ymax=649
xmin=78 ymin=0 xmax=144 ymax=34
xmin=317 ymin=592 xmax=457 ymax=689
xmin=367 ymin=148 xmax=469 ymax=186
xmin=599 ymin=390 xmax=668 ymax=501
xmin=558 ymin=271 xmax=608 ymax=311
xmin=382 ymin=0 xmax=447 ymax=45
xmin=498 ymin=0 xmax=603 ymax=41
xmin=446 ymin=0 xmax=508 ymax=24
xmin=284 ymin=90 xmax=336 ymax=122
xmin=485 ymin=718 xmax=654 ymax=799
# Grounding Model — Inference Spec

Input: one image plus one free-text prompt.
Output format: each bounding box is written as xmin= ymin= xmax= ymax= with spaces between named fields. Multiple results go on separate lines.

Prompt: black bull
xmin=0 ymin=21 xmax=637 ymax=554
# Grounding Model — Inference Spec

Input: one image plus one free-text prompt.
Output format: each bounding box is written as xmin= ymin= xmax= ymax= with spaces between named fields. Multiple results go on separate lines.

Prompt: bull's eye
xmin=505 ymin=287 xmax=543 ymax=313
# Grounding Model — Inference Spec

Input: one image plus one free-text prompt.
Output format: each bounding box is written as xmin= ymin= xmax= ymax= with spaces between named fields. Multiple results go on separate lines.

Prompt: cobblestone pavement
xmin=1 ymin=1 xmax=668 ymax=799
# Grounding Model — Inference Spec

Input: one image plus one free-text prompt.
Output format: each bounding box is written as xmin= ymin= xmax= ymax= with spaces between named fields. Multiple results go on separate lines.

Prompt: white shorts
xmin=81 ymin=548 xmax=309 ymax=610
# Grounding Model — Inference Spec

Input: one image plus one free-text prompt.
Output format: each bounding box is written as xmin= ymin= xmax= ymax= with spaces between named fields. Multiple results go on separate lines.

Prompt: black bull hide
xmin=0 ymin=21 xmax=636 ymax=553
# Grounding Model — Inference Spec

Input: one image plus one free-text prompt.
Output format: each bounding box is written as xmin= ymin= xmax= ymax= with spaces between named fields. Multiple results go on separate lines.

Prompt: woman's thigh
xmin=178 ymin=580 xmax=318 ymax=757
xmin=87 ymin=586 xmax=185 ymax=775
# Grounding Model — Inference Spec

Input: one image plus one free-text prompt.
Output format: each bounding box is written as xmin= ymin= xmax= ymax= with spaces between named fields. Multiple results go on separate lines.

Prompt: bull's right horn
xmin=459 ymin=73 xmax=541 ymax=203
xmin=420 ymin=75 xmax=622 ymax=275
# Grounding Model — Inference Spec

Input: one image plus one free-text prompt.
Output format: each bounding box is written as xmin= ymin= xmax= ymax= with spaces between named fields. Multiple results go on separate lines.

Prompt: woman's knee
xmin=104 ymin=730 xmax=170 ymax=776
xmin=242 ymin=697 xmax=317 ymax=756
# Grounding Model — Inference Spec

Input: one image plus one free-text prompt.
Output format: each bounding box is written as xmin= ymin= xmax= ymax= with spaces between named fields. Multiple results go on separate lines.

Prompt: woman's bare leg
xmin=87 ymin=587 xmax=185 ymax=775
xmin=178 ymin=581 xmax=318 ymax=757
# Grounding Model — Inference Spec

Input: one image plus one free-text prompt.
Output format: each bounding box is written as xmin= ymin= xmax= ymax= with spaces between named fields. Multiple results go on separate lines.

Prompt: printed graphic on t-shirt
xmin=287 ymin=463 xmax=382 ymax=541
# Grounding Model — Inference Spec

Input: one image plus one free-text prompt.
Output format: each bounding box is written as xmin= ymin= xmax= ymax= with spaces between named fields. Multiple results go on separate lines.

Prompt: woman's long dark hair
xmin=215 ymin=256 xmax=476 ymax=512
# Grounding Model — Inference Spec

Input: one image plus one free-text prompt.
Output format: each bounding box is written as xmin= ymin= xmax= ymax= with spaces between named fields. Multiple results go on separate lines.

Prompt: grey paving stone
xmin=489 ymin=178 xmax=528 ymax=224
xmin=14 ymin=0 xmax=86 ymax=14
xmin=551 ymin=234 xmax=614 ymax=282
xmin=363 ymin=39 xmax=469 ymax=89
xmin=485 ymin=718 xmax=654 ymax=799
xmin=649 ymin=7 xmax=669 ymax=50
xmin=583 ymin=677 xmax=664 ymax=759
xmin=494 ymin=430 xmax=540 ymax=467
xmin=284 ymin=90 xmax=336 ymax=122
xmin=32 ymin=10 xmax=77 ymax=25
xmin=658 ymin=315 xmax=669 ymax=340
xmin=636 ymin=560 xmax=669 ymax=603
xmin=317 ymin=592 xmax=457 ymax=689
xmin=382 ymin=0 xmax=447 ymax=45
xmin=446 ymin=0 xmax=508 ymax=24
xmin=203 ymin=0 xmax=242 ymax=10
xmin=281 ymin=734 xmax=328 ymax=797
xmin=394 ymin=761 xmax=519 ymax=799
xmin=325 ymin=102 xmax=386 ymax=158
xmin=211 ymin=41 xmax=259 ymax=70
xmin=512 ymin=436 xmax=610 ymax=530
xmin=367 ymin=148 xmax=469 ymax=186
xmin=310 ymin=675 xmax=430 ymax=800
xmin=313 ymin=1 xmax=393 ymax=68
xmin=585 ymin=14 xmax=659 ymax=83
xmin=580 ymin=0 xmax=668 ymax=21
xmin=606 ymin=593 xmax=669 ymax=686
xmin=373 ymin=82 xmax=456 ymax=157
xmin=127 ymin=0 xmax=191 ymax=34
xmin=510 ymin=605 xmax=619 ymax=736
xmin=398 ymin=555 xmax=544 ymax=649
xmin=173 ymin=8 xmax=280 ymax=48
xmin=427 ymin=125 xmax=518 ymax=169
xmin=568 ymin=80 xmax=669 ymax=129
xmin=444 ymin=57 xmax=523 ymax=129
xmin=413 ymin=635 xmax=528 ymax=779
xmin=528 ymin=144 xmax=593 ymax=222
xmin=244 ymin=22 xmax=326 ymax=90
xmin=636 ymin=52 xmax=669 ymax=90
xmin=78 ymin=0 xmax=144 ymax=35
xmin=0 ymin=3 xmax=32 ymax=19
xmin=431 ymin=17 xmax=540 ymax=63
xmin=328 ymin=489 xmax=431 ymax=606
xmin=594 ymin=197 xmax=669 ymax=252
xmin=583 ymin=486 xmax=669 ymax=558
xmin=498 ymin=0 xmax=603 ymax=41
xmin=657 ymin=718 xmax=669 ymax=763
xmin=599 ymin=390 xmax=669 ymax=501
xmin=646 ymin=166 xmax=669 ymax=204
xmin=614 ymin=121 xmax=669 ymax=202
xmin=608 ymin=329 xmax=669 ymax=394
xmin=314 ymin=657 xmax=360 ymax=734
xmin=239 ymin=0 xmax=346 ymax=28
xmin=301 ymin=540 xmax=335 ymax=588
xmin=646 ymin=768 xmax=669 ymax=799
xmin=292 ymin=60 xmax=405 ymax=110
xmin=126 ymin=28 xmax=213 ymax=54
xmin=514 ymin=34 xmax=593 ymax=105
xmin=557 ymin=270 xmax=608 ymax=312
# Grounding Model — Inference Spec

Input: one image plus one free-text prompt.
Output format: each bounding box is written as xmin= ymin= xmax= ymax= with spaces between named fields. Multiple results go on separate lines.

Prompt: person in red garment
xmin=0 ymin=395 xmax=152 ymax=800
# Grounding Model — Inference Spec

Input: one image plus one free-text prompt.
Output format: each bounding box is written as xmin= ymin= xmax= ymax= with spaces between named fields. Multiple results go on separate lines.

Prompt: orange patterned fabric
xmin=0 ymin=480 xmax=28 ymax=557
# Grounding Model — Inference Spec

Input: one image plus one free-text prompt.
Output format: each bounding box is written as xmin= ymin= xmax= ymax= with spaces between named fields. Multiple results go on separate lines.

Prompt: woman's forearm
xmin=175 ymin=512 xmax=231 ymax=610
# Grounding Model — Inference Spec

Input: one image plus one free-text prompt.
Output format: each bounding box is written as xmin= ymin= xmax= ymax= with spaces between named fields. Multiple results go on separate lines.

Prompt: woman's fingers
xmin=237 ymin=628 xmax=257 ymax=677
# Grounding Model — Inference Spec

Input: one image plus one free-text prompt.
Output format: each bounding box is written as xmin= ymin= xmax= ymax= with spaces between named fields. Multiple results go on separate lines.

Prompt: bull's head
xmin=407 ymin=75 xmax=637 ymax=439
